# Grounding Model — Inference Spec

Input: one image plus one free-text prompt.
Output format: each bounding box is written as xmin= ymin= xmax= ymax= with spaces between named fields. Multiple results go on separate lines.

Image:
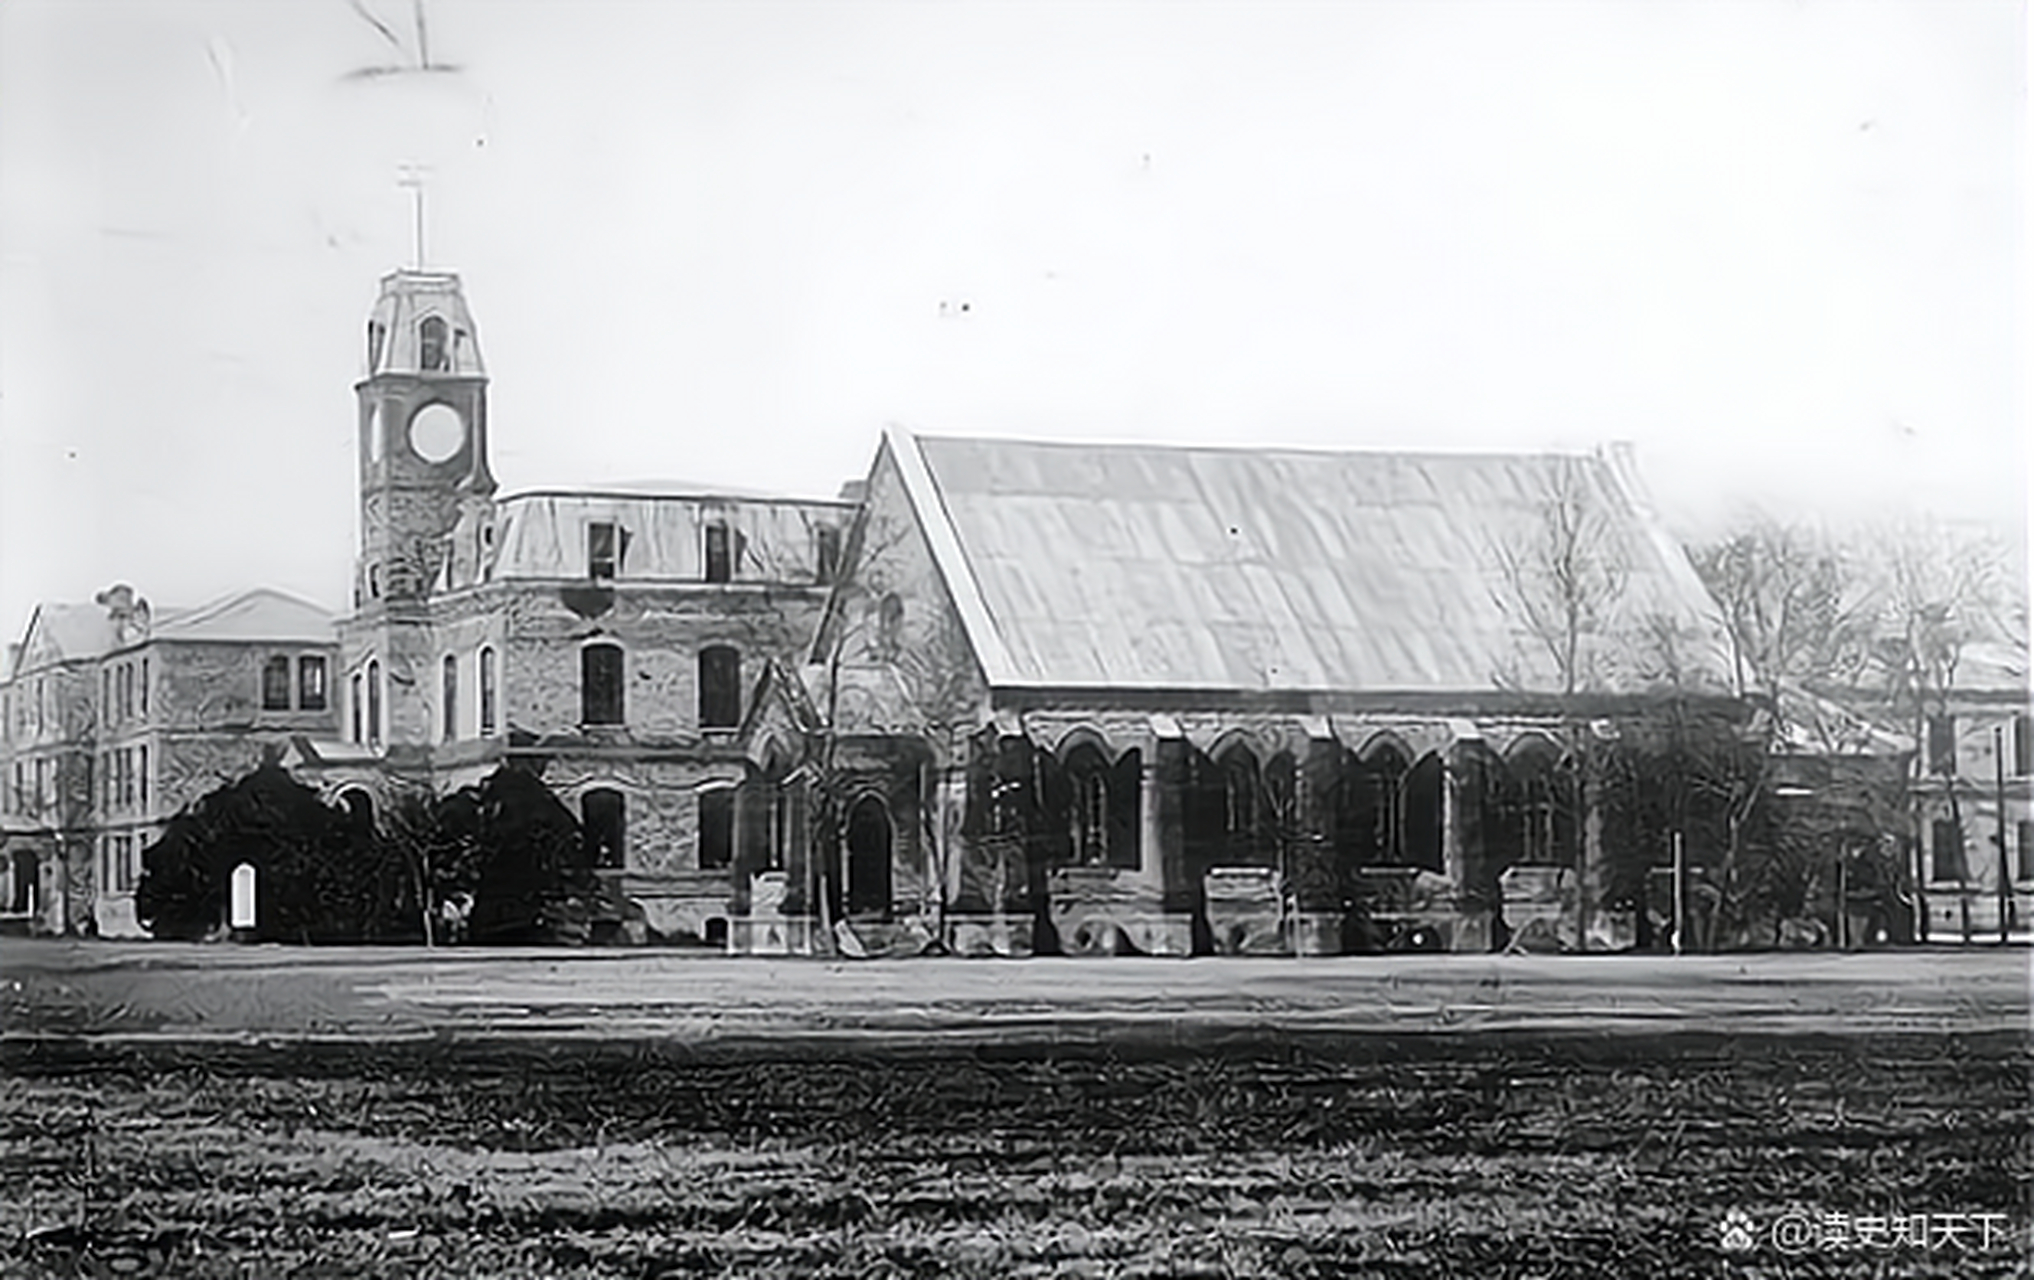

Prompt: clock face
xmin=408 ymin=403 xmax=466 ymax=463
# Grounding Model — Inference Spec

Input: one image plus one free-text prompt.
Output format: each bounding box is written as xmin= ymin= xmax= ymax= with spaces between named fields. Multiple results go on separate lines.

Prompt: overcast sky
xmin=1 ymin=0 xmax=2024 ymax=642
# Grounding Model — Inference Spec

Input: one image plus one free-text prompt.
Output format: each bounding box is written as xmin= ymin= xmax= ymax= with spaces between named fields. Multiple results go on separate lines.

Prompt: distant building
xmin=740 ymin=429 xmax=1748 ymax=956
xmin=1901 ymin=643 xmax=2032 ymax=941
xmin=0 ymin=585 xmax=339 ymax=936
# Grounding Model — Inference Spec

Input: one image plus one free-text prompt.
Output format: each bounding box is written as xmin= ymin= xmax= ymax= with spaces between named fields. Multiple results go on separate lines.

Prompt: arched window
xmin=478 ymin=646 xmax=497 ymax=737
xmin=581 ymin=643 xmax=624 ymax=726
xmin=441 ymin=654 xmax=458 ymax=742
xmin=350 ymin=673 xmax=364 ymax=744
xmin=365 ymin=659 xmax=382 ymax=746
xmin=366 ymin=321 xmax=386 ymax=371
xmin=582 ymin=788 xmax=626 ymax=869
xmin=419 ymin=316 xmax=448 ymax=372
xmin=698 ymin=645 xmax=740 ymax=729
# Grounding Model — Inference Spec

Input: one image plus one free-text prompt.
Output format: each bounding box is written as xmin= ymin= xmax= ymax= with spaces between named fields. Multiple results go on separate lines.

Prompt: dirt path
xmin=4 ymin=942 xmax=2025 ymax=1049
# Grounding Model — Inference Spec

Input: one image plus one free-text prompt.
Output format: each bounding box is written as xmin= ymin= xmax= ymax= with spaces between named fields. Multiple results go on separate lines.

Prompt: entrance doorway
xmin=845 ymin=796 xmax=893 ymax=919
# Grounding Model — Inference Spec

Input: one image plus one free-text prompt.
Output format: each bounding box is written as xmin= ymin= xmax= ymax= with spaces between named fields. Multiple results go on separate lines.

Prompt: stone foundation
xmin=944 ymin=913 xmax=1035 ymax=957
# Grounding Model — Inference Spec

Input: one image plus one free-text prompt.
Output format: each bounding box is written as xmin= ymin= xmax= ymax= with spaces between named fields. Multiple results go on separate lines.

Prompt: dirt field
xmin=3 ymin=945 xmax=2028 ymax=1278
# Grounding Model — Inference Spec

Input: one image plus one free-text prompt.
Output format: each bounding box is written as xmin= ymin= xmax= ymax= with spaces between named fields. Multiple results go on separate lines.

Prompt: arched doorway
xmin=845 ymin=795 xmax=893 ymax=919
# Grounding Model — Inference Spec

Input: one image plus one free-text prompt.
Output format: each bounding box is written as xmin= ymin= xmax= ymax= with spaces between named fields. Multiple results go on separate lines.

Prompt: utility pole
xmin=1996 ymin=725 xmax=2011 ymax=944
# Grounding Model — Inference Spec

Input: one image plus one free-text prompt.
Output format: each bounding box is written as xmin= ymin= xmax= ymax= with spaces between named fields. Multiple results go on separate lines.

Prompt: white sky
xmin=1 ymin=0 xmax=2024 ymax=642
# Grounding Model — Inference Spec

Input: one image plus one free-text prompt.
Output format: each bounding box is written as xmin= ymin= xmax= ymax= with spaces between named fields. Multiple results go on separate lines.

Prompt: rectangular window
xmin=704 ymin=522 xmax=732 ymax=583
xmin=121 ymin=748 xmax=135 ymax=807
xmin=2019 ymin=820 xmax=2034 ymax=884
xmin=299 ymin=656 xmax=328 ymax=711
xmin=1927 ymin=715 xmax=1956 ymax=776
xmin=581 ymin=645 xmax=624 ymax=726
xmin=367 ymin=660 xmax=382 ymax=747
xmin=119 ymin=663 xmax=133 ymax=720
xmin=103 ymin=670 xmax=113 ymax=726
xmin=1932 ymin=818 xmax=1968 ymax=883
xmin=137 ymin=745 xmax=147 ymax=810
xmin=139 ymin=657 xmax=148 ymax=717
xmin=350 ymin=674 xmax=364 ymax=744
xmin=588 ymin=521 xmax=618 ymax=581
xmin=698 ymin=646 xmax=741 ymax=729
xmin=698 ymin=788 xmax=734 ymax=870
xmin=2015 ymin=714 xmax=2033 ymax=778
xmin=261 ymin=656 xmax=292 ymax=710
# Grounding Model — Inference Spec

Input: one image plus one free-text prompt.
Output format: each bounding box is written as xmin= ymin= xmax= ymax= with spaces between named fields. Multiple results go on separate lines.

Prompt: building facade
xmin=291 ymin=269 xmax=855 ymax=943
xmin=734 ymin=429 xmax=1750 ymax=957
xmin=0 ymin=586 xmax=339 ymax=936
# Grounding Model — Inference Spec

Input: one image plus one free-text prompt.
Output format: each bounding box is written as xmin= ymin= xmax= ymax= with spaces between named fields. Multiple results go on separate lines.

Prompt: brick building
xmin=0 ymin=585 xmax=339 ymax=936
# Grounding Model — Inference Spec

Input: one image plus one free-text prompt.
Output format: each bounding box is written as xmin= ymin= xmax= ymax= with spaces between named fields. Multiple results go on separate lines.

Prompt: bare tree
xmin=1492 ymin=457 xmax=1630 ymax=697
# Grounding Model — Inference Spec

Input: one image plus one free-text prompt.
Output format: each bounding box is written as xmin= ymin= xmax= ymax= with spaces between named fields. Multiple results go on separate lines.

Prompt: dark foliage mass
xmin=135 ymin=763 xmax=609 ymax=945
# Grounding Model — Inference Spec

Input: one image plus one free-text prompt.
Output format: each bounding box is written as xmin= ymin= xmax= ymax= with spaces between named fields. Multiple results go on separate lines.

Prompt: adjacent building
xmin=736 ymin=429 xmax=1747 ymax=955
xmin=0 ymin=585 xmax=339 ymax=936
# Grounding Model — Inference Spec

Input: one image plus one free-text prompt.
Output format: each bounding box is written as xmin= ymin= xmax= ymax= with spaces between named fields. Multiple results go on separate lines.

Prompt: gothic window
xmin=582 ymin=789 xmax=626 ymax=869
xmin=698 ymin=788 xmax=733 ymax=869
xmin=262 ymin=656 xmax=292 ymax=711
xmin=704 ymin=522 xmax=732 ymax=583
xmin=366 ymin=659 xmax=382 ymax=746
xmin=1073 ymin=770 xmax=1108 ymax=865
xmin=582 ymin=644 xmax=624 ymax=726
xmin=441 ymin=654 xmax=458 ymax=742
xmin=698 ymin=645 xmax=740 ymax=729
xmin=298 ymin=656 xmax=327 ymax=711
xmin=419 ymin=316 xmax=448 ymax=372
xmin=588 ymin=521 xmax=618 ymax=581
xmin=478 ymin=647 xmax=497 ymax=736
xmin=1932 ymin=818 xmax=1967 ymax=883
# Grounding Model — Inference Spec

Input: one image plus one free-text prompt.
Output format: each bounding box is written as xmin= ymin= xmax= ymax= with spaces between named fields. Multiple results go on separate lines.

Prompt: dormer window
xmin=419 ymin=316 xmax=448 ymax=373
xmin=588 ymin=522 xmax=618 ymax=581
xmin=704 ymin=522 xmax=732 ymax=584
xmin=366 ymin=321 xmax=386 ymax=371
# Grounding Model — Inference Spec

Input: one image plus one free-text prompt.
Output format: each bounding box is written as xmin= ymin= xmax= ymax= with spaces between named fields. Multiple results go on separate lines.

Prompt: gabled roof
xmin=150 ymin=589 xmax=336 ymax=645
xmin=892 ymin=429 xmax=1733 ymax=698
xmin=12 ymin=603 xmax=119 ymax=676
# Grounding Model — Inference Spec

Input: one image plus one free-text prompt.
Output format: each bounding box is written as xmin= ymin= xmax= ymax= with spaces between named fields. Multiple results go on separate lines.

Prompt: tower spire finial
xmin=396 ymin=163 xmax=432 ymax=269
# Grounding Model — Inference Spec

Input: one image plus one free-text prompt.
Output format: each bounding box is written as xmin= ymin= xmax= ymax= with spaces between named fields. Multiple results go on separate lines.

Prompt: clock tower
xmin=355 ymin=269 xmax=495 ymax=607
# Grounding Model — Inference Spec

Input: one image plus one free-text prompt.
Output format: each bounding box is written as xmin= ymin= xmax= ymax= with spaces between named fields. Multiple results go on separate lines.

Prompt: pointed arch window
xmin=419 ymin=316 xmax=448 ymax=372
